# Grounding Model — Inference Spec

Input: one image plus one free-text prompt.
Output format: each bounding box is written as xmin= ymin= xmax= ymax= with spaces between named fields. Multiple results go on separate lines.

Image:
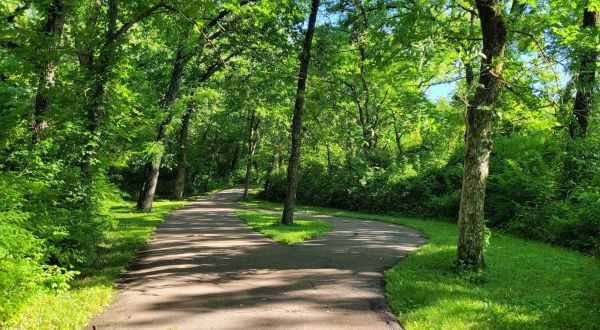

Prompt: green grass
xmin=9 ymin=200 xmax=186 ymax=329
xmin=238 ymin=197 xmax=600 ymax=329
xmin=236 ymin=211 xmax=331 ymax=244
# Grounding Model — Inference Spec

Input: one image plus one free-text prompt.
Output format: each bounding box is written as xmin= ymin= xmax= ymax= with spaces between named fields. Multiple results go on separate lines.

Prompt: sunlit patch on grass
xmin=236 ymin=211 xmax=331 ymax=244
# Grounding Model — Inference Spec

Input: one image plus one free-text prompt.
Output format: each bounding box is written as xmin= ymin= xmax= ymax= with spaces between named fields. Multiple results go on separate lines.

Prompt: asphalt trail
xmin=88 ymin=188 xmax=425 ymax=330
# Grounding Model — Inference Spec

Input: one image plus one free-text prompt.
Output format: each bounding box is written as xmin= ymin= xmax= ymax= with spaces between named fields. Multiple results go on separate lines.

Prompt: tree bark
xmin=462 ymin=11 xmax=476 ymax=143
xmin=281 ymin=0 xmax=320 ymax=225
xmin=228 ymin=144 xmax=241 ymax=175
xmin=263 ymin=155 xmax=275 ymax=199
xmin=173 ymin=102 xmax=194 ymax=200
xmin=457 ymin=0 xmax=507 ymax=269
xmin=137 ymin=40 xmax=189 ymax=211
xmin=569 ymin=9 xmax=598 ymax=138
xmin=32 ymin=0 xmax=66 ymax=144
xmin=243 ymin=110 xmax=260 ymax=199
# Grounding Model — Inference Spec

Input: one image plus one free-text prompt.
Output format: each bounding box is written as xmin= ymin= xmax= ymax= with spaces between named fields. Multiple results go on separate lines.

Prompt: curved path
xmin=88 ymin=188 xmax=425 ymax=330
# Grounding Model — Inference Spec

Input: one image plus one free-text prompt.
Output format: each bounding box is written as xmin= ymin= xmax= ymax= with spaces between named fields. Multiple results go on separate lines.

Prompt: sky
xmin=425 ymin=82 xmax=456 ymax=101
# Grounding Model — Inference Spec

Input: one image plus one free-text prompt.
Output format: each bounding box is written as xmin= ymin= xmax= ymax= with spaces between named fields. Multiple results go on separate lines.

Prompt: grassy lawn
xmin=8 ymin=200 xmax=186 ymax=329
xmin=236 ymin=210 xmax=331 ymax=244
xmin=238 ymin=197 xmax=600 ymax=329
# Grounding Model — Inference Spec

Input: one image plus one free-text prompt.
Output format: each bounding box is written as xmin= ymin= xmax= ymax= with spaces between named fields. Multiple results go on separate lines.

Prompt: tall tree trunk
xmin=143 ymin=51 xmax=235 ymax=209
xmin=463 ymin=61 xmax=474 ymax=144
xmin=263 ymin=155 xmax=275 ymax=199
xmin=243 ymin=110 xmax=260 ymax=199
xmin=138 ymin=50 xmax=233 ymax=210
xmin=137 ymin=40 xmax=190 ymax=211
xmin=358 ymin=45 xmax=373 ymax=150
xmin=32 ymin=0 xmax=66 ymax=144
xmin=392 ymin=111 xmax=403 ymax=158
xmin=168 ymin=53 xmax=235 ymax=205
xmin=326 ymin=143 xmax=333 ymax=177
xmin=462 ymin=11 xmax=476 ymax=143
xmin=227 ymin=118 xmax=246 ymax=176
xmin=281 ymin=0 xmax=320 ymax=225
xmin=457 ymin=0 xmax=507 ymax=269
xmin=173 ymin=102 xmax=194 ymax=200
xmin=357 ymin=101 xmax=370 ymax=149
xmin=569 ymin=9 xmax=598 ymax=138
xmin=228 ymin=144 xmax=241 ymax=175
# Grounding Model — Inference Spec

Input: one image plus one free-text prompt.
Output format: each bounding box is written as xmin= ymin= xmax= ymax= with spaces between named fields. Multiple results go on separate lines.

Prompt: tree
xmin=136 ymin=0 xmax=275 ymax=210
xmin=78 ymin=0 xmax=169 ymax=205
xmin=173 ymin=100 xmax=194 ymax=200
xmin=456 ymin=0 xmax=507 ymax=269
xmin=173 ymin=54 xmax=236 ymax=200
xmin=243 ymin=109 xmax=261 ymax=199
xmin=281 ymin=0 xmax=320 ymax=225
xmin=243 ymin=110 xmax=260 ymax=197
xmin=569 ymin=8 xmax=598 ymax=138
xmin=137 ymin=35 xmax=191 ymax=211
xmin=136 ymin=7 xmax=234 ymax=211
xmin=32 ymin=0 xmax=66 ymax=144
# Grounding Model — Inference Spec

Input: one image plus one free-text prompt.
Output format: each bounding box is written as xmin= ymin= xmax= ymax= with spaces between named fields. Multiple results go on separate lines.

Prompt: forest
xmin=1 ymin=0 xmax=599 ymax=328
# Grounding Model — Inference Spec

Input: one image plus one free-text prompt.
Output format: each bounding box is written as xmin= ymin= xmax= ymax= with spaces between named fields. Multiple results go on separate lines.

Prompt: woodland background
xmin=0 ymin=0 xmax=598 ymax=324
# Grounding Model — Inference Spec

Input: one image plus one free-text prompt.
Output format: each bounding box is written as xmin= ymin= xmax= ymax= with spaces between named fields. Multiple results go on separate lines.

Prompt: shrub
xmin=0 ymin=172 xmax=76 ymax=324
xmin=263 ymin=135 xmax=599 ymax=255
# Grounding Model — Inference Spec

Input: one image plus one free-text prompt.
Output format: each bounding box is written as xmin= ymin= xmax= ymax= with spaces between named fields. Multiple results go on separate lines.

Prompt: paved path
xmin=88 ymin=188 xmax=425 ymax=330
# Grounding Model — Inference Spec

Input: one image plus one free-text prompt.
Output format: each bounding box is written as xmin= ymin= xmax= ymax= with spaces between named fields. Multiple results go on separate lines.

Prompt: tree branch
xmin=113 ymin=1 xmax=171 ymax=42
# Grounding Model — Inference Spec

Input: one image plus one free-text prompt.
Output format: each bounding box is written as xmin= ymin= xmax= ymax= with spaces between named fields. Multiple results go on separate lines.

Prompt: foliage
xmin=263 ymin=134 xmax=600 ymax=255
xmin=1 ymin=0 xmax=599 ymax=327
xmin=236 ymin=210 xmax=331 ymax=244
xmin=3 ymin=200 xmax=185 ymax=328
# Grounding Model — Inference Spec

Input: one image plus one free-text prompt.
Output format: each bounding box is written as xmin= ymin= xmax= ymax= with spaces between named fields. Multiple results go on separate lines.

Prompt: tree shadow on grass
xmin=385 ymin=244 xmax=600 ymax=329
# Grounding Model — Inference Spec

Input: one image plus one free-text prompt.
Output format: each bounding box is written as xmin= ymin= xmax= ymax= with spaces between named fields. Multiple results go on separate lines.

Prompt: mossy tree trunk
xmin=457 ymin=0 xmax=507 ymax=269
xmin=32 ymin=0 xmax=66 ymax=144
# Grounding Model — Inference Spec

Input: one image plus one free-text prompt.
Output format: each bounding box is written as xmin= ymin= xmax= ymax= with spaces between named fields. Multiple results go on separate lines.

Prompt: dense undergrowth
xmin=262 ymin=135 xmax=600 ymax=256
xmin=0 ymin=197 xmax=184 ymax=328
xmin=0 ymin=161 xmax=117 ymax=324
xmin=237 ymin=196 xmax=600 ymax=329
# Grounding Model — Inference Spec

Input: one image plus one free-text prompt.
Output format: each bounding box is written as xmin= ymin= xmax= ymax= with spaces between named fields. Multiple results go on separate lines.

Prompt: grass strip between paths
xmin=236 ymin=210 xmax=331 ymax=244
xmin=9 ymin=200 xmax=186 ymax=329
xmin=238 ymin=197 xmax=600 ymax=329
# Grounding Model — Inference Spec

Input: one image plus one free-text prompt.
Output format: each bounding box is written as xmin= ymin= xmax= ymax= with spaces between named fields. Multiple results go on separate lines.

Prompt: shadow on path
xmin=88 ymin=188 xmax=425 ymax=330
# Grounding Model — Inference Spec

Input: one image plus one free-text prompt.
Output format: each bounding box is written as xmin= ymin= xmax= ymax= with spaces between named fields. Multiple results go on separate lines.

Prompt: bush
xmin=263 ymin=135 xmax=599 ymax=255
xmin=510 ymin=193 xmax=600 ymax=256
xmin=0 ymin=172 xmax=77 ymax=324
xmin=0 ymin=146 xmax=122 ymax=324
